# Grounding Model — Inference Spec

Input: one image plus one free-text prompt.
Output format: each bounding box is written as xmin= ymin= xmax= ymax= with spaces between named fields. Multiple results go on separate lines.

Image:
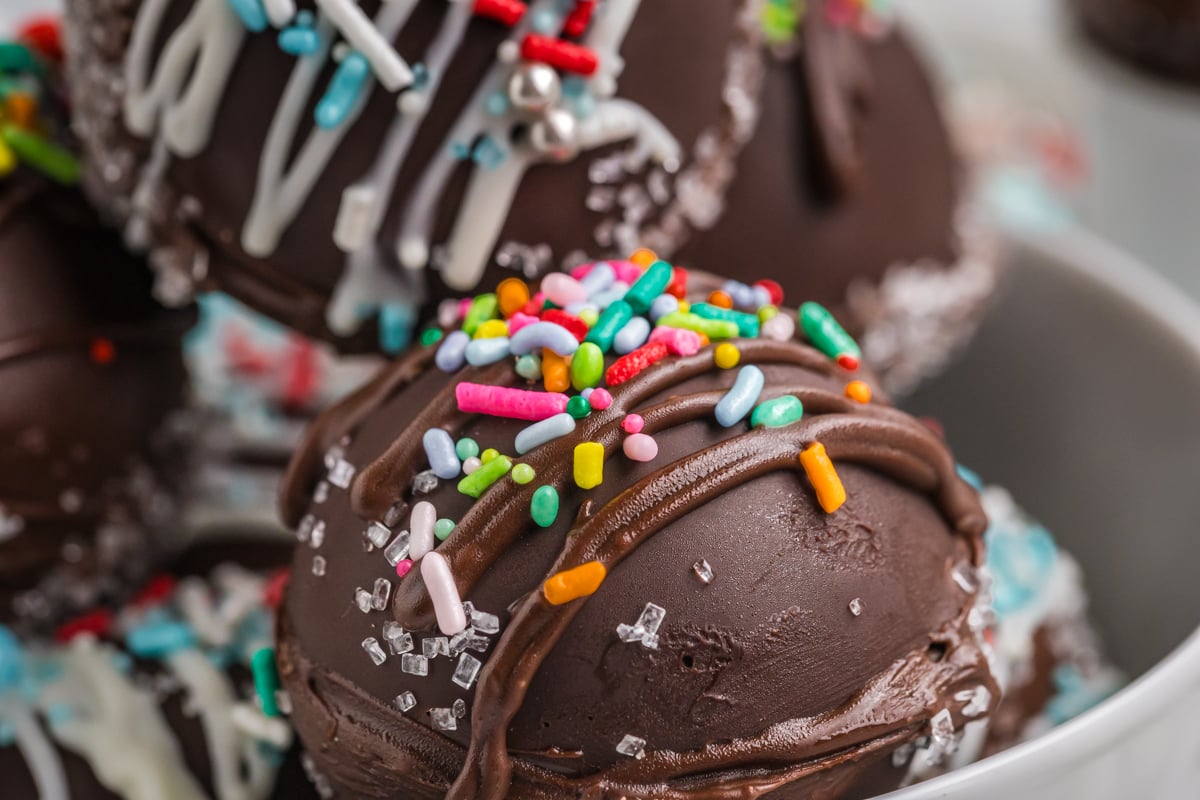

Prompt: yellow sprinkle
xmin=543 ymin=561 xmax=607 ymax=605
xmin=0 ymin=139 xmax=15 ymax=177
xmin=474 ymin=319 xmax=510 ymax=339
xmin=845 ymin=381 xmax=872 ymax=404
xmin=497 ymin=277 xmax=530 ymax=318
xmin=799 ymin=442 xmax=846 ymax=514
xmin=758 ymin=305 xmax=779 ymax=322
xmin=542 ymin=349 xmax=570 ymax=393
xmin=678 ymin=300 xmax=690 ymax=314
xmin=578 ymin=307 xmax=599 ymax=328
xmin=713 ymin=343 xmax=741 ymax=370
xmin=629 ymin=248 xmax=658 ymax=268
xmin=574 ymin=442 xmax=605 ymax=490
xmin=480 ymin=448 xmax=500 ymax=464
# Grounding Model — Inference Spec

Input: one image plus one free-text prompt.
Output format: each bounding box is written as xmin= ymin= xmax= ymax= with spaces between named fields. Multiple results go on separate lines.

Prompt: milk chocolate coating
xmin=276 ymin=311 xmax=994 ymax=798
xmin=1072 ymin=0 xmax=1200 ymax=84
xmin=0 ymin=173 xmax=194 ymax=622
xmin=64 ymin=0 xmax=960 ymax=351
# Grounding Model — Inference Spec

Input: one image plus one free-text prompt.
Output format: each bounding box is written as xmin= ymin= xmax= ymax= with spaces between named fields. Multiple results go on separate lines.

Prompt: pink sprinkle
xmin=622 ymin=414 xmax=644 ymax=434
xmin=457 ymin=297 xmax=473 ymax=319
xmin=422 ymin=552 xmax=467 ymax=636
xmin=623 ymin=433 xmax=658 ymax=462
xmin=456 ymin=383 xmax=570 ymax=421
xmin=541 ymin=272 xmax=588 ymax=307
xmin=570 ymin=262 xmax=597 ymax=280
xmin=395 ymin=559 xmax=414 ymax=578
xmin=610 ymin=260 xmax=643 ymax=285
xmin=507 ymin=312 xmax=540 ymax=335
xmin=649 ymin=326 xmax=704 ymax=356
xmin=589 ymin=388 xmax=613 ymax=410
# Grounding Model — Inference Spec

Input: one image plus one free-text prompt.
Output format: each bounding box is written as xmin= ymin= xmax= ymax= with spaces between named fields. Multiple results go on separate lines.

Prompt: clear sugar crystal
xmin=364 ymin=522 xmax=392 ymax=549
xmin=430 ymin=708 xmax=457 ymax=731
xmin=296 ymin=515 xmax=317 ymax=543
xmin=951 ymin=563 xmax=979 ymax=594
xmin=448 ymin=631 xmax=470 ymax=656
xmin=617 ymin=603 xmax=665 ymax=648
xmin=692 ymin=559 xmax=714 ymax=584
xmin=466 ymin=632 xmax=490 ymax=653
xmin=470 ymin=609 xmax=500 ymax=634
xmin=310 ymin=521 xmax=326 ymax=549
xmin=313 ymin=481 xmax=330 ymax=504
xmin=928 ymin=708 xmax=959 ymax=764
xmin=400 ymin=654 xmax=429 ymax=676
xmin=635 ymin=603 xmax=666 ymax=636
xmin=355 ymin=588 xmax=374 ymax=614
xmin=384 ymin=531 xmax=411 ymax=566
xmin=311 ymin=556 xmax=326 ymax=577
xmin=412 ymin=470 xmax=439 ymax=494
xmin=327 ymin=459 xmax=356 ymax=489
xmin=452 ymin=653 xmax=482 ymax=689
xmin=849 ymin=598 xmax=865 ymax=617
xmin=423 ymin=637 xmax=447 ymax=659
xmin=383 ymin=622 xmax=414 ymax=655
xmin=362 ymin=638 xmax=387 ymax=666
xmin=452 ymin=698 xmax=467 ymax=718
xmin=394 ymin=691 xmax=417 ymax=712
xmin=958 ymin=686 xmax=992 ymax=719
xmin=615 ymin=734 xmax=646 ymax=759
xmin=372 ymin=578 xmax=392 ymax=611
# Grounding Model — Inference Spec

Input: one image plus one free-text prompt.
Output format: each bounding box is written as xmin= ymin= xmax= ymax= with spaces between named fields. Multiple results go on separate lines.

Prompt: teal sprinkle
xmin=456 ymin=438 xmax=480 ymax=461
xmin=127 ymin=620 xmax=196 ymax=659
xmin=278 ymin=26 xmax=320 ymax=57
xmin=379 ymin=303 xmax=415 ymax=354
xmin=315 ymin=52 xmax=370 ymax=129
xmin=485 ymin=91 xmax=510 ymax=116
xmin=473 ymin=135 xmax=508 ymax=170
xmin=226 ymin=0 xmax=269 ymax=32
xmin=434 ymin=518 xmax=456 ymax=541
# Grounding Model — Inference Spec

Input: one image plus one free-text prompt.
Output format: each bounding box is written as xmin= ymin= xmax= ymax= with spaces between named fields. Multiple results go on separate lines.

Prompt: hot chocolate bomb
xmin=64 ymin=0 xmax=985 ymax=373
xmin=275 ymin=267 xmax=997 ymax=799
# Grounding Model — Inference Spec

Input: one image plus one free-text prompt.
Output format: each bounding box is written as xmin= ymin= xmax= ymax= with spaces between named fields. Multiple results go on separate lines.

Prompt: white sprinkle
xmin=452 ymin=653 xmax=482 ymax=689
xmin=372 ymin=578 xmax=392 ymax=611
xmin=409 ymin=501 xmax=437 ymax=561
xmin=430 ymin=707 xmax=457 ymax=731
xmin=364 ymin=522 xmax=392 ymax=549
xmin=401 ymin=654 xmax=429 ymax=676
xmin=616 ymin=734 xmax=646 ymax=759
xmin=849 ymin=598 xmax=865 ymax=617
xmin=692 ymin=559 xmax=714 ymax=584
xmin=461 ymin=457 xmax=482 ymax=475
xmin=422 ymin=552 xmax=468 ymax=635
xmin=362 ymin=637 xmax=387 ymax=666
xmin=452 ymin=699 xmax=467 ymax=719
xmin=231 ymin=703 xmax=293 ymax=749
xmin=334 ymin=184 xmax=379 ymax=252
xmin=958 ymin=685 xmax=992 ymax=719
xmin=263 ymin=0 xmax=296 ymax=28
xmin=355 ymin=588 xmax=374 ymax=614
xmin=394 ymin=691 xmax=417 ymax=712
xmin=311 ymin=556 xmax=326 ymax=577
xmin=384 ymin=530 xmax=411 ymax=566
xmin=328 ymin=458 xmax=356 ymax=489
xmin=314 ymin=0 xmax=414 ymax=91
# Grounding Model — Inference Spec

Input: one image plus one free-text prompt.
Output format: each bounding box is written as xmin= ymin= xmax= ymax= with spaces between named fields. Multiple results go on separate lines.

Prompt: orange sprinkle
xmin=845 ymin=380 xmax=872 ymax=404
xmin=629 ymin=248 xmax=658 ymax=268
xmin=799 ymin=442 xmax=846 ymax=513
xmin=497 ymin=277 xmax=530 ymax=319
xmin=708 ymin=290 xmax=734 ymax=309
xmin=5 ymin=94 xmax=36 ymax=129
xmin=89 ymin=338 xmax=116 ymax=365
xmin=543 ymin=561 xmax=607 ymax=605
xmin=542 ymin=348 xmax=570 ymax=393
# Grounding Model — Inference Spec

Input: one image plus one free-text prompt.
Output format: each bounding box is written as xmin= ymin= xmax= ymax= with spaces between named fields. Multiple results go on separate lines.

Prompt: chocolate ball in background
xmin=0 ymin=172 xmax=195 ymax=627
xmin=0 ymin=538 xmax=319 ymax=800
xmin=63 ymin=0 xmax=994 ymax=388
xmin=1071 ymin=0 xmax=1200 ymax=85
xmin=273 ymin=267 xmax=996 ymax=799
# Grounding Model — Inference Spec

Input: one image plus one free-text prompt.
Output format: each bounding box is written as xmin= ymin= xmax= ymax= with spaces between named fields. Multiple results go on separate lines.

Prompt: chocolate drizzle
xmin=279 ymin=315 xmax=990 ymax=799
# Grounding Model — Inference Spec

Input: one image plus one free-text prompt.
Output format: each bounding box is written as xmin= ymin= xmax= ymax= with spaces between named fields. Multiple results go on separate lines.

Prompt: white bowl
xmin=888 ymin=226 xmax=1200 ymax=799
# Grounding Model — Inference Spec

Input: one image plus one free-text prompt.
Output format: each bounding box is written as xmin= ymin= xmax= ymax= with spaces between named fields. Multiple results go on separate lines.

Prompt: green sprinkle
xmin=458 ymin=454 xmax=512 ymax=498
xmin=799 ymin=302 xmax=861 ymax=362
xmin=251 ymin=648 xmax=282 ymax=717
xmin=569 ymin=342 xmax=604 ymax=391
xmin=434 ymin=518 xmax=456 ymax=541
xmin=691 ymin=303 xmax=760 ymax=338
xmin=463 ymin=293 xmax=498 ymax=336
xmin=585 ymin=300 xmax=633 ymax=353
xmin=0 ymin=43 xmax=40 ymax=74
xmin=455 ymin=438 xmax=480 ymax=460
xmin=531 ymin=485 xmax=559 ymax=528
xmin=515 ymin=353 xmax=542 ymax=381
xmin=2 ymin=125 xmax=80 ymax=185
xmin=480 ymin=448 xmax=499 ymax=464
xmin=624 ymin=260 xmax=673 ymax=314
xmin=758 ymin=305 xmax=779 ymax=322
xmin=566 ymin=395 xmax=592 ymax=420
xmin=420 ymin=327 xmax=444 ymax=347
xmin=511 ymin=463 xmax=535 ymax=484
xmin=751 ymin=395 xmax=805 ymax=428
xmin=655 ymin=311 xmax=739 ymax=340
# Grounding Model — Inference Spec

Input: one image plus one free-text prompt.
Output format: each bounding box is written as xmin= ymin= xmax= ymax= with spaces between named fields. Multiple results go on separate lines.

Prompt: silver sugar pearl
xmin=507 ymin=62 xmax=561 ymax=113
xmin=531 ymin=108 xmax=579 ymax=162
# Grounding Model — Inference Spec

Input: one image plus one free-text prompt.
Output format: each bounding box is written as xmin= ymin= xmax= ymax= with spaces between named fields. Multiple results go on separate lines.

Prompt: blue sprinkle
xmin=0 ymin=626 xmax=23 ymax=691
xmin=956 ymin=464 xmax=984 ymax=490
xmin=571 ymin=93 xmax=596 ymax=120
xmin=531 ymin=8 xmax=560 ymax=33
xmin=45 ymin=703 xmax=73 ymax=726
xmin=485 ymin=91 xmax=510 ymax=116
xmin=315 ymin=52 xmax=370 ymax=130
xmin=590 ymin=282 xmax=629 ymax=310
xmin=473 ymin=136 xmax=508 ymax=170
xmin=515 ymin=413 xmax=577 ymax=455
xmin=410 ymin=63 xmax=431 ymax=91
xmin=580 ymin=388 xmax=594 ymax=400
xmin=750 ymin=285 xmax=773 ymax=309
xmin=227 ymin=0 xmax=269 ymax=32
xmin=613 ymin=316 xmax=651 ymax=355
xmin=579 ymin=262 xmax=616 ymax=297
xmin=648 ymin=294 xmax=679 ymax=322
xmin=715 ymin=366 xmax=764 ymax=427
xmin=127 ymin=620 xmax=197 ymax=659
xmin=278 ymin=26 xmax=320 ymax=56
xmin=435 ymin=330 xmax=470 ymax=372
xmin=378 ymin=303 xmax=415 ymax=355
xmin=987 ymin=519 xmax=1058 ymax=617
xmin=465 ymin=337 xmax=512 ymax=366
xmin=564 ymin=301 xmax=598 ymax=317
xmin=423 ymin=428 xmax=461 ymax=480
xmin=451 ymin=141 xmax=472 ymax=160
xmin=561 ymin=76 xmax=587 ymax=99
xmin=515 ymin=353 xmax=542 ymax=381
xmin=509 ymin=322 xmax=580 ymax=357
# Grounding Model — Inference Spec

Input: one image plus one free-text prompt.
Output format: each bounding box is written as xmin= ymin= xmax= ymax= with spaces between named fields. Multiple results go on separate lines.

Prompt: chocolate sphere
xmin=0 ymin=174 xmax=194 ymax=626
xmin=1072 ymin=0 xmax=1200 ymax=84
xmin=274 ymin=269 xmax=995 ymax=799
xmin=64 ymin=0 xmax=991 ymax=377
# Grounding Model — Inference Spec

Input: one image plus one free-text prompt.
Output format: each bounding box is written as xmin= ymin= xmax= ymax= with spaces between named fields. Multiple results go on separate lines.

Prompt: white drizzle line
xmin=264 ymin=0 xmax=298 ymax=29
xmin=41 ymin=638 xmax=208 ymax=800
xmin=314 ymin=0 xmax=414 ymax=91
xmin=1 ymin=696 xmax=68 ymax=800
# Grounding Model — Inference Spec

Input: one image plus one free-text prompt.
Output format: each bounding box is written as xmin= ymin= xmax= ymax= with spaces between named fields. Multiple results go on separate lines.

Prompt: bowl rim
xmin=883 ymin=226 xmax=1200 ymax=796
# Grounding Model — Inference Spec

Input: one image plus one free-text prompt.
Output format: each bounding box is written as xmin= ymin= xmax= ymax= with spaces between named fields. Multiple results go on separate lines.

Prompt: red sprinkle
xmin=132 ymin=574 xmax=177 ymax=607
xmin=666 ymin=266 xmax=689 ymax=299
xmin=89 ymin=338 xmax=116 ymax=365
xmin=754 ymin=279 xmax=784 ymax=307
xmin=55 ymin=609 xmax=114 ymax=643
xmin=522 ymin=294 xmax=547 ymax=317
xmin=836 ymin=353 xmax=860 ymax=372
xmin=605 ymin=341 xmax=669 ymax=386
xmin=474 ymin=0 xmax=527 ymax=26
xmin=263 ymin=568 xmax=291 ymax=609
xmin=539 ymin=309 xmax=588 ymax=342
xmin=521 ymin=34 xmax=599 ymax=76
xmin=282 ymin=336 xmax=321 ymax=410
xmin=18 ymin=16 xmax=63 ymax=62
xmin=563 ymin=0 xmax=597 ymax=37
